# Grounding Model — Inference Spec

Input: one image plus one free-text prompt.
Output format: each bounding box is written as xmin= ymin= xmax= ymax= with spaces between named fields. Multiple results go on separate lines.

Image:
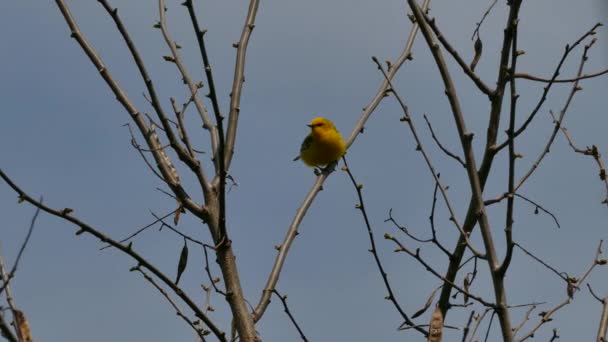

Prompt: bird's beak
xmin=307 ymin=124 xmax=313 ymax=128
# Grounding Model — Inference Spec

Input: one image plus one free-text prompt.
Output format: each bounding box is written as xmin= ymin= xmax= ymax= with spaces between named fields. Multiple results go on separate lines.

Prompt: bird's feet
xmin=313 ymin=162 xmax=337 ymax=176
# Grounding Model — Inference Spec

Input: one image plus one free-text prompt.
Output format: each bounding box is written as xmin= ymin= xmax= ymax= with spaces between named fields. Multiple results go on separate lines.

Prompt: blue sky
xmin=1 ymin=1 xmax=608 ymax=341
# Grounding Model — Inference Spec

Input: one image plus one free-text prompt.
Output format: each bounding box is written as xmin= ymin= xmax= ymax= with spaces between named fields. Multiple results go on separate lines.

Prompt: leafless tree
xmin=1 ymin=0 xmax=607 ymax=341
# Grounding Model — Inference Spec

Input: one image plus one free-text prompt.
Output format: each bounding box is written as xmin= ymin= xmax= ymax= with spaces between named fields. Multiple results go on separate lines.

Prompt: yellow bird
xmin=295 ymin=117 xmax=346 ymax=167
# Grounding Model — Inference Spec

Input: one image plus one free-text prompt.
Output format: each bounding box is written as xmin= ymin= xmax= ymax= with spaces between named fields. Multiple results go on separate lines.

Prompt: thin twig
xmin=54 ymin=0 xmax=206 ymax=220
xmin=468 ymin=308 xmax=493 ymax=342
xmin=512 ymin=304 xmax=537 ymax=336
xmin=385 ymin=209 xmax=432 ymax=243
xmin=514 ymin=68 xmax=608 ymax=83
xmin=483 ymin=311 xmax=497 ymax=342
xmin=387 ymin=236 xmax=495 ymax=308
xmin=423 ymin=114 xmax=466 ymax=168
xmin=424 ymin=14 xmax=493 ymax=96
xmin=272 ymin=290 xmax=308 ymax=342
xmin=342 ymin=157 xmax=427 ymax=336
xmin=553 ymin=117 xmax=608 ymax=206
xmin=461 ymin=310 xmax=475 ymax=342
xmin=514 ymin=243 xmax=568 ymax=282
xmin=495 ymin=23 xmax=602 ymax=153
xmin=0 ymin=200 xmax=40 ymax=296
xmin=98 ymin=0 xmax=210 ymax=197
xmin=372 ymin=56 xmax=486 ymax=259
xmin=202 ymin=244 xmax=226 ymax=296
xmin=133 ymin=267 xmax=208 ymax=339
xmin=157 ymin=0 xmax=219 ymax=177
xmin=514 ymin=193 xmax=561 ymax=229
xmin=471 ymin=0 xmax=498 ymax=40
xmin=516 ymin=241 xmax=605 ymax=341
xmin=514 ymin=37 xmax=597 ymax=192
xmin=100 ymin=208 xmax=179 ymax=251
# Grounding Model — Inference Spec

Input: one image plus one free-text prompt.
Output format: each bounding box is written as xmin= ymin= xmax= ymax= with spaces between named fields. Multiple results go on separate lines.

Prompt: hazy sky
xmin=1 ymin=1 xmax=608 ymax=341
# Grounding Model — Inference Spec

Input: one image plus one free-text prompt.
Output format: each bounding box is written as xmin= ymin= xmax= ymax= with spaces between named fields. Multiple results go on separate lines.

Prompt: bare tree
xmin=1 ymin=0 xmax=607 ymax=341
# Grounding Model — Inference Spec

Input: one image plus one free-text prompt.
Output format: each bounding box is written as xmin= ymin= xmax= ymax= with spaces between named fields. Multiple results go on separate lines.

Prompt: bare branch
xmin=272 ymin=290 xmax=308 ymax=342
xmin=423 ymin=14 xmax=493 ymax=96
xmin=514 ymin=67 xmax=608 ymax=83
xmin=516 ymin=241 xmax=605 ymax=341
xmin=554 ymin=119 xmax=608 ymax=206
xmin=0 ymin=170 xmax=226 ymax=341
xmin=514 ymin=37 xmax=597 ymax=192
xmin=423 ymin=114 xmax=466 ymax=168
xmin=342 ymin=157 xmax=428 ymax=336
xmin=497 ymin=18 xmax=521 ymax=277
xmin=53 ymin=0 xmax=206 ymax=220
xmin=0 ymin=201 xmax=40 ymax=296
xmin=471 ymin=0 xmax=498 ymax=41
xmin=97 ymin=0 xmax=210 ymax=198
xmin=461 ymin=310 xmax=476 ymax=342
xmin=407 ymin=0 xmax=516 ymax=337
xmin=387 ymin=235 xmax=495 ymax=308
xmin=513 ymin=193 xmax=561 ymax=229
xmin=157 ymin=0 xmax=219 ymax=175
xmin=495 ymin=23 xmax=602 ymax=153
xmin=133 ymin=267 xmax=208 ymax=339
xmin=372 ymin=57 xmax=486 ymax=259
xmin=224 ymin=0 xmax=260 ymax=171
xmin=252 ymin=0 xmax=432 ymax=323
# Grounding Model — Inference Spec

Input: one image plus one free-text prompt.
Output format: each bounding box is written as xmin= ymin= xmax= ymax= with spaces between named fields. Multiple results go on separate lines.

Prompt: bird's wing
xmin=299 ymin=134 xmax=313 ymax=153
xmin=293 ymin=134 xmax=313 ymax=161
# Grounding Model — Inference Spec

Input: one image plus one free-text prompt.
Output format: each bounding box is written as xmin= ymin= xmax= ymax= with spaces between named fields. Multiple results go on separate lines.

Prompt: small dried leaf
xmin=175 ymin=240 xmax=189 ymax=285
xmin=14 ymin=310 xmax=33 ymax=342
xmin=470 ymin=37 xmax=483 ymax=71
xmin=428 ymin=306 xmax=443 ymax=342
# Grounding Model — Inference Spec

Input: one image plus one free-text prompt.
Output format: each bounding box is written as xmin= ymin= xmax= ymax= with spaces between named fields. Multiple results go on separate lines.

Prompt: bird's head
xmin=307 ymin=117 xmax=335 ymax=136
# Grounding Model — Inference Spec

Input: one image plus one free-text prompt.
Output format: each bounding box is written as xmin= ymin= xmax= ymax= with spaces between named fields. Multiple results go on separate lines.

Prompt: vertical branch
xmin=434 ymin=0 xmax=522 ymax=323
xmin=596 ymin=298 xmax=608 ymax=342
xmin=224 ymin=0 xmax=260 ymax=171
xmin=407 ymin=0 xmax=514 ymax=339
xmin=158 ymin=0 xmax=220 ymax=174
xmin=497 ymin=16 xmax=520 ymax=276
xmin=182 ymin=0 xmax=229 ymax=242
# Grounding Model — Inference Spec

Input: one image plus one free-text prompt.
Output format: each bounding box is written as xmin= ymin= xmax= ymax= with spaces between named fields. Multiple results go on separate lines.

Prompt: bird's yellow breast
xmin=300 ymin=130 xmax=345 ymax=167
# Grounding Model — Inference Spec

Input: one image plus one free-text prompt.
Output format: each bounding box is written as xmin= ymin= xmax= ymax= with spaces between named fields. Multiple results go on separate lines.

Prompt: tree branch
xmin=0 ymin=169 xmax=226 ymax=342
xmin=252 ymin=0 xmax=432 ymax=323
